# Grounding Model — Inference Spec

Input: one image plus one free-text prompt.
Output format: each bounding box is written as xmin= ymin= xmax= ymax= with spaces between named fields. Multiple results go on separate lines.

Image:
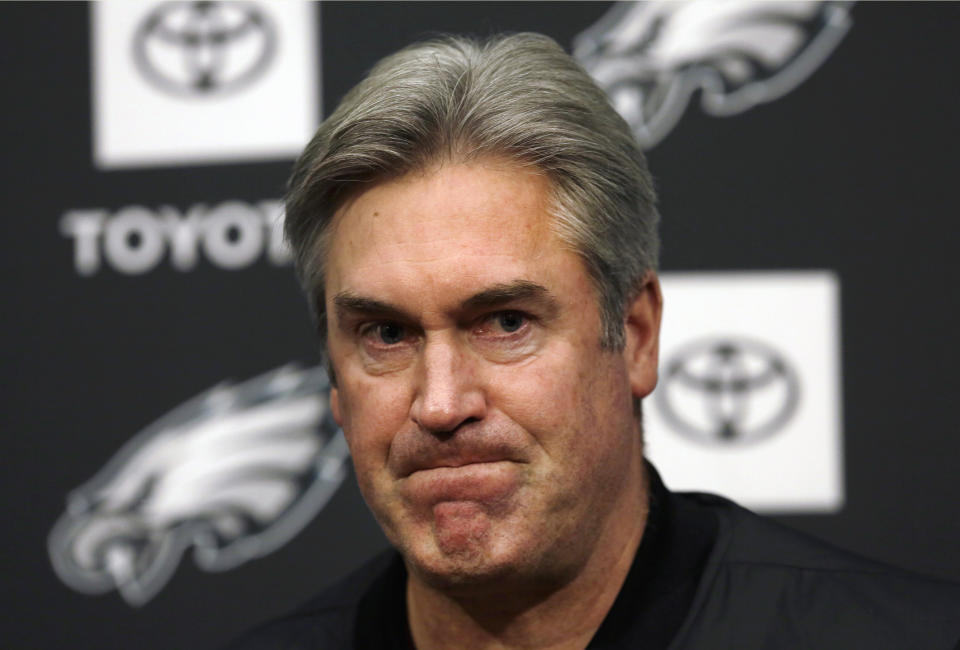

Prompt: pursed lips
xmin=401 ymin=454 xmax=522 ymax=478
xmin=400 ymin=458 xmax=523 ymax=506
xmin=390 ymin=428 xmax=530 ymax=479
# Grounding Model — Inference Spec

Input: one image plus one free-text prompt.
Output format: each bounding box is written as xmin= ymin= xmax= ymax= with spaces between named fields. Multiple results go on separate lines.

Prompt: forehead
xmin=324 ymin=160 xmax=575 ymax=306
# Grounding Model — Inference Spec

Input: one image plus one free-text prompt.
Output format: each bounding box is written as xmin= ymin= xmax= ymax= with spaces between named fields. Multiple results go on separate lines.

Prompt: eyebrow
xmin=333 ymin=293 xmax=403 ymax=321
xmin=332 ymin=280 xmax=558 ymax=323
xmin=460 ymin=281 xmax=557 ymax=315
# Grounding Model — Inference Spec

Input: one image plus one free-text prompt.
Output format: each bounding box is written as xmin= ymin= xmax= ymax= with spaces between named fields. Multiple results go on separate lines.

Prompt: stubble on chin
xmin=431 ymin=501 xmax=492 ymax=558
xmin=400 ymin=509 xmax=517 ymax=591
xmin=399 ymin=498 xmax=583 ymax=597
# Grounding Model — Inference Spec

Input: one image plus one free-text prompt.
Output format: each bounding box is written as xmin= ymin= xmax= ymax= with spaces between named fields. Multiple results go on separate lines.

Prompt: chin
xmin=401 ymin=524 xmax=562 ymax=596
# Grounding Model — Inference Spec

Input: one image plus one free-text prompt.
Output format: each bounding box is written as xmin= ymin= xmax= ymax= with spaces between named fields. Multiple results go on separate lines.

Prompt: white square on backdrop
xmin=91 ymin=0 xmax=319 ymax=169
xmin=647 ymin=271 xmax=844 ymax=513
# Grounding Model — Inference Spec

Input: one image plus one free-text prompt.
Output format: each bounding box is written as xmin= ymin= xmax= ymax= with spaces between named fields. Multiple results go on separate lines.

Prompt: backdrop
xmin=3 ymin=2 xmax=959 ymax=648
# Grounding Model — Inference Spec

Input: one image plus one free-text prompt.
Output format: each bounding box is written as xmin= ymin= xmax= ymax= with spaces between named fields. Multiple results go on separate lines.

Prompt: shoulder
xmin=673 ymin=491 xmax=960 ymax=650
xmin=222 ymin=549 xmax=403 ymax=650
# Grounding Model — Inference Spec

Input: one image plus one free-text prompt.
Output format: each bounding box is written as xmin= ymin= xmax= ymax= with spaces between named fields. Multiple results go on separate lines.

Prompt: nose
xmin=410 ymin=336 xmax=486 ymax=435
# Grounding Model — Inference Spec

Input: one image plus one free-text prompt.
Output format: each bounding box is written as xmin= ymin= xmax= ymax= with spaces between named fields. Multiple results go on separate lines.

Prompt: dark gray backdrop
xmin=3 ymin=2 xmax=959 ymax=648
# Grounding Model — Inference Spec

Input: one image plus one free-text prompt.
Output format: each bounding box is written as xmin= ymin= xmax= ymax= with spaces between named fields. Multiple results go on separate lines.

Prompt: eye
xmin=377 ymin=322 xmax=406 ymax=344
xmin=495 ymin=311 xmax=526 ymax=333
xmin=472 ymin=309 xmax=539 ymax=361
xmin=363 ymin=322 xmax=407 ymax=345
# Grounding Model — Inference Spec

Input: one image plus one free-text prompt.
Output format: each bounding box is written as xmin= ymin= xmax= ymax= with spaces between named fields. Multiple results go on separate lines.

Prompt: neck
xmin=406 ymin=460 xmax=649 ymax=650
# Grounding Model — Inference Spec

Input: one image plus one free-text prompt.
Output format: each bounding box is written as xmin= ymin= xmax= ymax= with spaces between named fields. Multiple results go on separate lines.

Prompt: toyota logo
xmin=655 ymin=337 xmax=800 ymax=446
xmin=133 ymin=1 xmax=276 ymax=97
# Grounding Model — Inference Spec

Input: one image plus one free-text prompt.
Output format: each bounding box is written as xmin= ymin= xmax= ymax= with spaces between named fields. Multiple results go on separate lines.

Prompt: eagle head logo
xmin=48 ymin=365 xmax=346 ymax=606
xmin=574 ymin=0 xmax=854 ymax=148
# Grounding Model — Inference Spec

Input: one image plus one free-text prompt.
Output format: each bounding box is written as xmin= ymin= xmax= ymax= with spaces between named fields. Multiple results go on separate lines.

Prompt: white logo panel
xmin=91 ymin=1 xmax=319 ymax=168
xmin=647 ymin=271 xmax=843 ymax=512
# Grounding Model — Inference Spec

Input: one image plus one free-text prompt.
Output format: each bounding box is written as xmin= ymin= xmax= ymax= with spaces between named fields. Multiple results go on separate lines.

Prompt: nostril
xmin=422 ymin=415 xmax=482 ymax=439
xmin=431 ymin=428 xmax=456 ymax=441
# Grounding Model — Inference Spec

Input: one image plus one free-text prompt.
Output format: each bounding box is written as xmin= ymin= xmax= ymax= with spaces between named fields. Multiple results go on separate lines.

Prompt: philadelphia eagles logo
xmin=574 ymin=0 xmax=854 ymax=148
xmin=48 ymin=365 xmax=348 ymax=606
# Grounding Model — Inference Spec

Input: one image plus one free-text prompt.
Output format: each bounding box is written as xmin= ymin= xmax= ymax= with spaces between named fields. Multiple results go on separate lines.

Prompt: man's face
xmin=324 ymin=159 xmax=660 ymax=588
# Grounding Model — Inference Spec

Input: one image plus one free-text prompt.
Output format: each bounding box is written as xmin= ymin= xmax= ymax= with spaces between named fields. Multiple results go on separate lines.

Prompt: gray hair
xmin=285 ymin=32 xmax=659 ymax=353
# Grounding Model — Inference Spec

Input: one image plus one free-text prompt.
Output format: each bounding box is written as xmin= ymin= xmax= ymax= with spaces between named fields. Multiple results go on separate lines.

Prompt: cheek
xmin=337 ymin=374 xmax=412 ymax=471
xmin=488 ymin=348 xmax=590 ymax=436
xmin=491 ymin=347 xmax=633 ymax=462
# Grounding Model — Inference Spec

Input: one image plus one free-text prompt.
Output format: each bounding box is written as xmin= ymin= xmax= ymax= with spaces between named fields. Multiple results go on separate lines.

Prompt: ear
xmin=623 ymin=272 xmax=663 ymax=400
xmin=330 ymin=386 xmax=343 ymax=426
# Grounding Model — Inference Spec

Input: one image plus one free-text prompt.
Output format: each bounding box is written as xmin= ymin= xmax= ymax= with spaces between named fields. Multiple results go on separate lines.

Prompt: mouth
xmin=408 ymin=457 xmax=513 ymax=475
xmin=401 ymin=460 xmax=522 ymax=505
xmin=396 ymin=442 xmax=526 ymax=478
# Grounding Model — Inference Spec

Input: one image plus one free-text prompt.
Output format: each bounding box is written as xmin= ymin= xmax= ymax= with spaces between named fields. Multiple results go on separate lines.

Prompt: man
xmin=231 ymin=33 xmax=960 ymax=649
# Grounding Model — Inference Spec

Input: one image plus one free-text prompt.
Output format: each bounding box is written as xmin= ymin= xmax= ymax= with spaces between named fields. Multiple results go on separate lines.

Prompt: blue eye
xmin=376 ymin=323 xmax=405 ymax=344
xmin=496 ymin=311 xmax=525 ymax=333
